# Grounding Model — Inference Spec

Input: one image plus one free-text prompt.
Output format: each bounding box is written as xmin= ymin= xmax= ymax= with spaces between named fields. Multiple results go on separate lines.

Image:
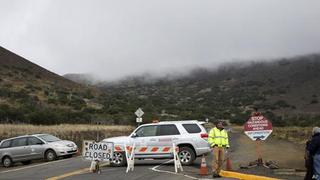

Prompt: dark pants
xmin=305 ymin=157 xmax=314 ymax=180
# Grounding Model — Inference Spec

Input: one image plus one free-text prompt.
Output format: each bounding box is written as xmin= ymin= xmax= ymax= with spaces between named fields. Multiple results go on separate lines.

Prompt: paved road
xmin=0 ymin=155 xmax=233 ymax=180
xmin=0 ymin=157 xmax=90 ymax=180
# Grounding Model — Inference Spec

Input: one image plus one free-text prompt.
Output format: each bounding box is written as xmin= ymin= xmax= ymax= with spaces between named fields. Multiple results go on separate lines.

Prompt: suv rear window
xmin=182 ymin=124 xmax=201 ymax=133
xmin=158 ymin=125 xmax=180 ymax=136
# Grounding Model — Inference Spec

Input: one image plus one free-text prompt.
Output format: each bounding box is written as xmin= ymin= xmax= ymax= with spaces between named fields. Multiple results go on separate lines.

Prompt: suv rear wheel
xmin=2 ymin=156 xmax=13 ymax=168
xmin=110 ymin=152 xmax=126 ymax=167
xmin=178 ymin=146 xmax=195 ymax=165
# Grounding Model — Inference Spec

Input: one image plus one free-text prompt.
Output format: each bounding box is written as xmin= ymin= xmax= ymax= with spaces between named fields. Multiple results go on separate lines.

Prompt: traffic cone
xmin=199 ymin=155 xmax=209 ymax=176
xmin=76 ymin=149 xmax=81 ymax=156
xmin=226 ymin=157 xmax=232 ymax=171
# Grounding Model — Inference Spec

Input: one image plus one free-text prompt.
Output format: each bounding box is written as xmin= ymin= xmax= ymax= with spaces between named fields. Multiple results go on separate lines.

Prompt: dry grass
xmin=0 ymin=124 xmax=135 ymax=149
xmin=272 ymin=126 xmax=313 ymax=144
xmin=231 ymin=125 xmax=313 ymax=144
xmin=0 ymin=124 xmax=313 ymax=150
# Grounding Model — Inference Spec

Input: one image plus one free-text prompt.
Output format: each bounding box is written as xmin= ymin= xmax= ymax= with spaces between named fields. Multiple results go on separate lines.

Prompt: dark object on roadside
xmin=239 ymin=164 xmax=249 ymax=169
xmin=265 ymin=161 xmax=279 ymax=169
xmin=306 ymin=127 xmax=320 ymax=179
xmin=304 ymin=139 xmax=313 ymax=180
xmin=212 ymin=173 xmax=221 ymax=178
xmin=241 ymin=160 xmax=279 ymax=169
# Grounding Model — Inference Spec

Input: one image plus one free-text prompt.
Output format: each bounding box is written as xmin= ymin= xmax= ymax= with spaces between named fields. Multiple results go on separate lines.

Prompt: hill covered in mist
xmin=1 ymin=45 xmax=319 ymax=126
xmin=92 ymin=54 xmax=320 ymax=126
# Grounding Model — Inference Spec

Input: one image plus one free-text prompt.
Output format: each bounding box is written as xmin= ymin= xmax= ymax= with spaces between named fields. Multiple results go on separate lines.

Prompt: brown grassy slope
xmin=0 ymin=46 xmax=79 ymax=88
xmin=0 ymin=46 xmax=104 ymax=124
xmin=232 ymin=125 xmax=312 ymax=144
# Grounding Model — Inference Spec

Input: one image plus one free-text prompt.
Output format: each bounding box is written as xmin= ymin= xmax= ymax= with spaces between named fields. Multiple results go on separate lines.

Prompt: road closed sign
xmin=244 ymin=114 xmax=273 ymax=141
xmin=82 ymin=141 xmax=114 ymax=161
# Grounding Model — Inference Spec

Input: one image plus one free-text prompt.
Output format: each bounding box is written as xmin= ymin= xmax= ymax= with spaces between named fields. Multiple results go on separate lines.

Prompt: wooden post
xmin=255 ymin=138 xmax=263 ymax=166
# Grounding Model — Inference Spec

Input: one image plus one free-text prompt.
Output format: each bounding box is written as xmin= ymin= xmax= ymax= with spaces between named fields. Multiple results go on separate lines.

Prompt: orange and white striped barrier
xmin=172 ymin=143 xmax=183 ymax=173
xmin=120 ymin=143 xmax=183 ymax=173
xmin=114 ymin=145 xmax=177 ymax=153
xmin=125 ymin=143 xmax=136 ymax=173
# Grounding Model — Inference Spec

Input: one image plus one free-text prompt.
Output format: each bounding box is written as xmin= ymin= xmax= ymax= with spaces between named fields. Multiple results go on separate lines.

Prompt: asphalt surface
xmin=0 ymin=156 xmax=234 ymax=180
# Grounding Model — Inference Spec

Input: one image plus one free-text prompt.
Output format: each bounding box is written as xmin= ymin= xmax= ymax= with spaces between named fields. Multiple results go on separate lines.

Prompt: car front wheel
xmin=45 ymin=150 xmax=57 ymax=161
xmin=178 ymin=146 xmax=196 ymax=166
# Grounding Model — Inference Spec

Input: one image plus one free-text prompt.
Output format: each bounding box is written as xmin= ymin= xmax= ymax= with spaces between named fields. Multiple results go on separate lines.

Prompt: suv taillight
xmin=200 ymin=133 xmax=208 ymax=138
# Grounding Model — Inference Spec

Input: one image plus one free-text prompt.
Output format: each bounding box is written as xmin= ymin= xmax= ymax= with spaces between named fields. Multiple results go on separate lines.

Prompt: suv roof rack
xmin=158 ymin=120 xmax=199 ymax=124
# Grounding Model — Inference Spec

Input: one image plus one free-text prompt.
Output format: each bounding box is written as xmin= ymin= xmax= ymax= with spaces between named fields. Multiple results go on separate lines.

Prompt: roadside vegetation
xmin=272 ymin=126 xmax=313 ymax=144
xmin=0 ymin=124 xmax=134 ymax=149
xmin=0 ymin=124 xmax=311 ymax=149
xmin=232 ymin=125 xmax=312 ymax=144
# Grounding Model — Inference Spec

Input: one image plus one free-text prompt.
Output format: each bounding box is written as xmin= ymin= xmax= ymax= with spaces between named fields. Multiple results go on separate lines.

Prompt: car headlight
xmin=55 ymin=144 xmax=67 ymax=148
xmin=66 ymin=143 xmax=77 ymax=147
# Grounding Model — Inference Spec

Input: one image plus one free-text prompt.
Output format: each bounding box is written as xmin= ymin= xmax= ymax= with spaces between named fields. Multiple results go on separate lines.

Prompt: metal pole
xmin=96 ymin=122 xmax=99 ymax=142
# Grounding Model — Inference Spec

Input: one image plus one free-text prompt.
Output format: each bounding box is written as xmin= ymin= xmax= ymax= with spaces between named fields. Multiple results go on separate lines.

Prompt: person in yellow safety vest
xmin=208 ymin=120 xmax=230 ymax=178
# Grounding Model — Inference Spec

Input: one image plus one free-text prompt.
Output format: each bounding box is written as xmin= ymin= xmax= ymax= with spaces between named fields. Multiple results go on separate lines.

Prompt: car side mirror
xmin=131 ymin=133 xmax=138 ymax=138
xmin=37 ymin=142 xmax=44 ymax=145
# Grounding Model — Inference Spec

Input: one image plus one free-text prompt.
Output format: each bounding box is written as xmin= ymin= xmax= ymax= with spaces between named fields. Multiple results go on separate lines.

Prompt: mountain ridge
xmin=0 ymin=46 xmax=102 ymax=124
xmin=1 ymin=45 xmax=319 ymax=126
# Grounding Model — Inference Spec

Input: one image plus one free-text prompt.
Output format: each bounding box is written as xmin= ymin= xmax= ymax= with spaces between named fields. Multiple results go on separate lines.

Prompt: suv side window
xmin=135 ymin=125 xmax=158 ymax=137
xmin=0 ymin=140 xmax=11 ymax=149
xmin=11 ymin=138 xmax=27 ymax=147
xmin=182 ymin=124 xmax=201 ymax=133
xmin=158 ymin=125 xmax=180 ymax=136
xmin=28 ymin=137 xmax=43 ymax=145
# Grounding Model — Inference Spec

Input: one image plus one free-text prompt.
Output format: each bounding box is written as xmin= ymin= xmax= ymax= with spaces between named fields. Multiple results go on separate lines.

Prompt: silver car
xmin=103 ymin=120 xmax=211 ymax=166
xmin=0 ymin=134 xmax=78 ymax=167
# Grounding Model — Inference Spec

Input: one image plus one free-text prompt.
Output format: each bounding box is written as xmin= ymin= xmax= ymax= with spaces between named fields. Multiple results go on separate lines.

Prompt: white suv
xmin=103 ymin=120 xmax=211 ymax=166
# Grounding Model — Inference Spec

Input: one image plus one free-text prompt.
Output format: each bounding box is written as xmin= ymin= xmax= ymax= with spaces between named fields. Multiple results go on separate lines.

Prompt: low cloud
xmin=1 ymin=0 xmax=320 ymax=80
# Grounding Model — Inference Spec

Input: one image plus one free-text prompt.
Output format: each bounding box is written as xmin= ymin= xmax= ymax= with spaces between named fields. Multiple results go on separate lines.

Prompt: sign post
xmin=135 ymin=108 xmax=144 ymax=126
xmin=243 ymin=112 xmax=273 ymax=168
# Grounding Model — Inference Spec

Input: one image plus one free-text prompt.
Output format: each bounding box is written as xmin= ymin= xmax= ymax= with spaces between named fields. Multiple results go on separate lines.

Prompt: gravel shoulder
xmin=226 ymin=127 xmax=306 ymax=179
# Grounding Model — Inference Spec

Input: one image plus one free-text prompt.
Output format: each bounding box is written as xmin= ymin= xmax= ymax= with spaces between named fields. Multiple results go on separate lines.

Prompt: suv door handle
xmin=150 ymin=138 xmax=157 ymax=141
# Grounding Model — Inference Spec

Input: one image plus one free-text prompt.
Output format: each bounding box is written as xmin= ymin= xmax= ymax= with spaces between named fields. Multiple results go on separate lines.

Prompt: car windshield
xmin=38 ymin=135 xmax=61 ymax=142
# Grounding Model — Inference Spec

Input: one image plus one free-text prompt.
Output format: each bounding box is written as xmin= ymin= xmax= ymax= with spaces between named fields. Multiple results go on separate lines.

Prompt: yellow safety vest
xmin=208 ymin=127 xmax=230 ymax=148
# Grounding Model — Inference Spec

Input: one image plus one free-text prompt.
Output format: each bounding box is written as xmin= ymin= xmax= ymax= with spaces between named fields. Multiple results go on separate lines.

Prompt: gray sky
xmin=1 ymin=0 xmax=320 ymax=80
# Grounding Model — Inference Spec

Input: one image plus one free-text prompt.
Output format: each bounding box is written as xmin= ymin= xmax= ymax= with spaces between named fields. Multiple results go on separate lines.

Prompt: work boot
xmin=212 ymin=173 xmax=221 ymax=178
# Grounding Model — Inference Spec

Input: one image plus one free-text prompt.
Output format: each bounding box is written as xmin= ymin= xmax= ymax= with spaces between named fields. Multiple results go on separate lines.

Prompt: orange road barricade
xmin=114 ymin=143 xmax=183 ymax=173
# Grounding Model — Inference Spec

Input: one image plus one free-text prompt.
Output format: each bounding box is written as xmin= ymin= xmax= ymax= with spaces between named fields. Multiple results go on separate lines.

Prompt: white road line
xmin=150 ymin=160 xmax=198 ymax=180
xmin=0 ymin=157 xmax=80 ymax=174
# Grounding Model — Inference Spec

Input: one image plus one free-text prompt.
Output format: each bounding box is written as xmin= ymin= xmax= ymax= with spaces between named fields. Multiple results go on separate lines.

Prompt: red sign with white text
xmin=244 ymin=115 xmax=273 ymax=141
